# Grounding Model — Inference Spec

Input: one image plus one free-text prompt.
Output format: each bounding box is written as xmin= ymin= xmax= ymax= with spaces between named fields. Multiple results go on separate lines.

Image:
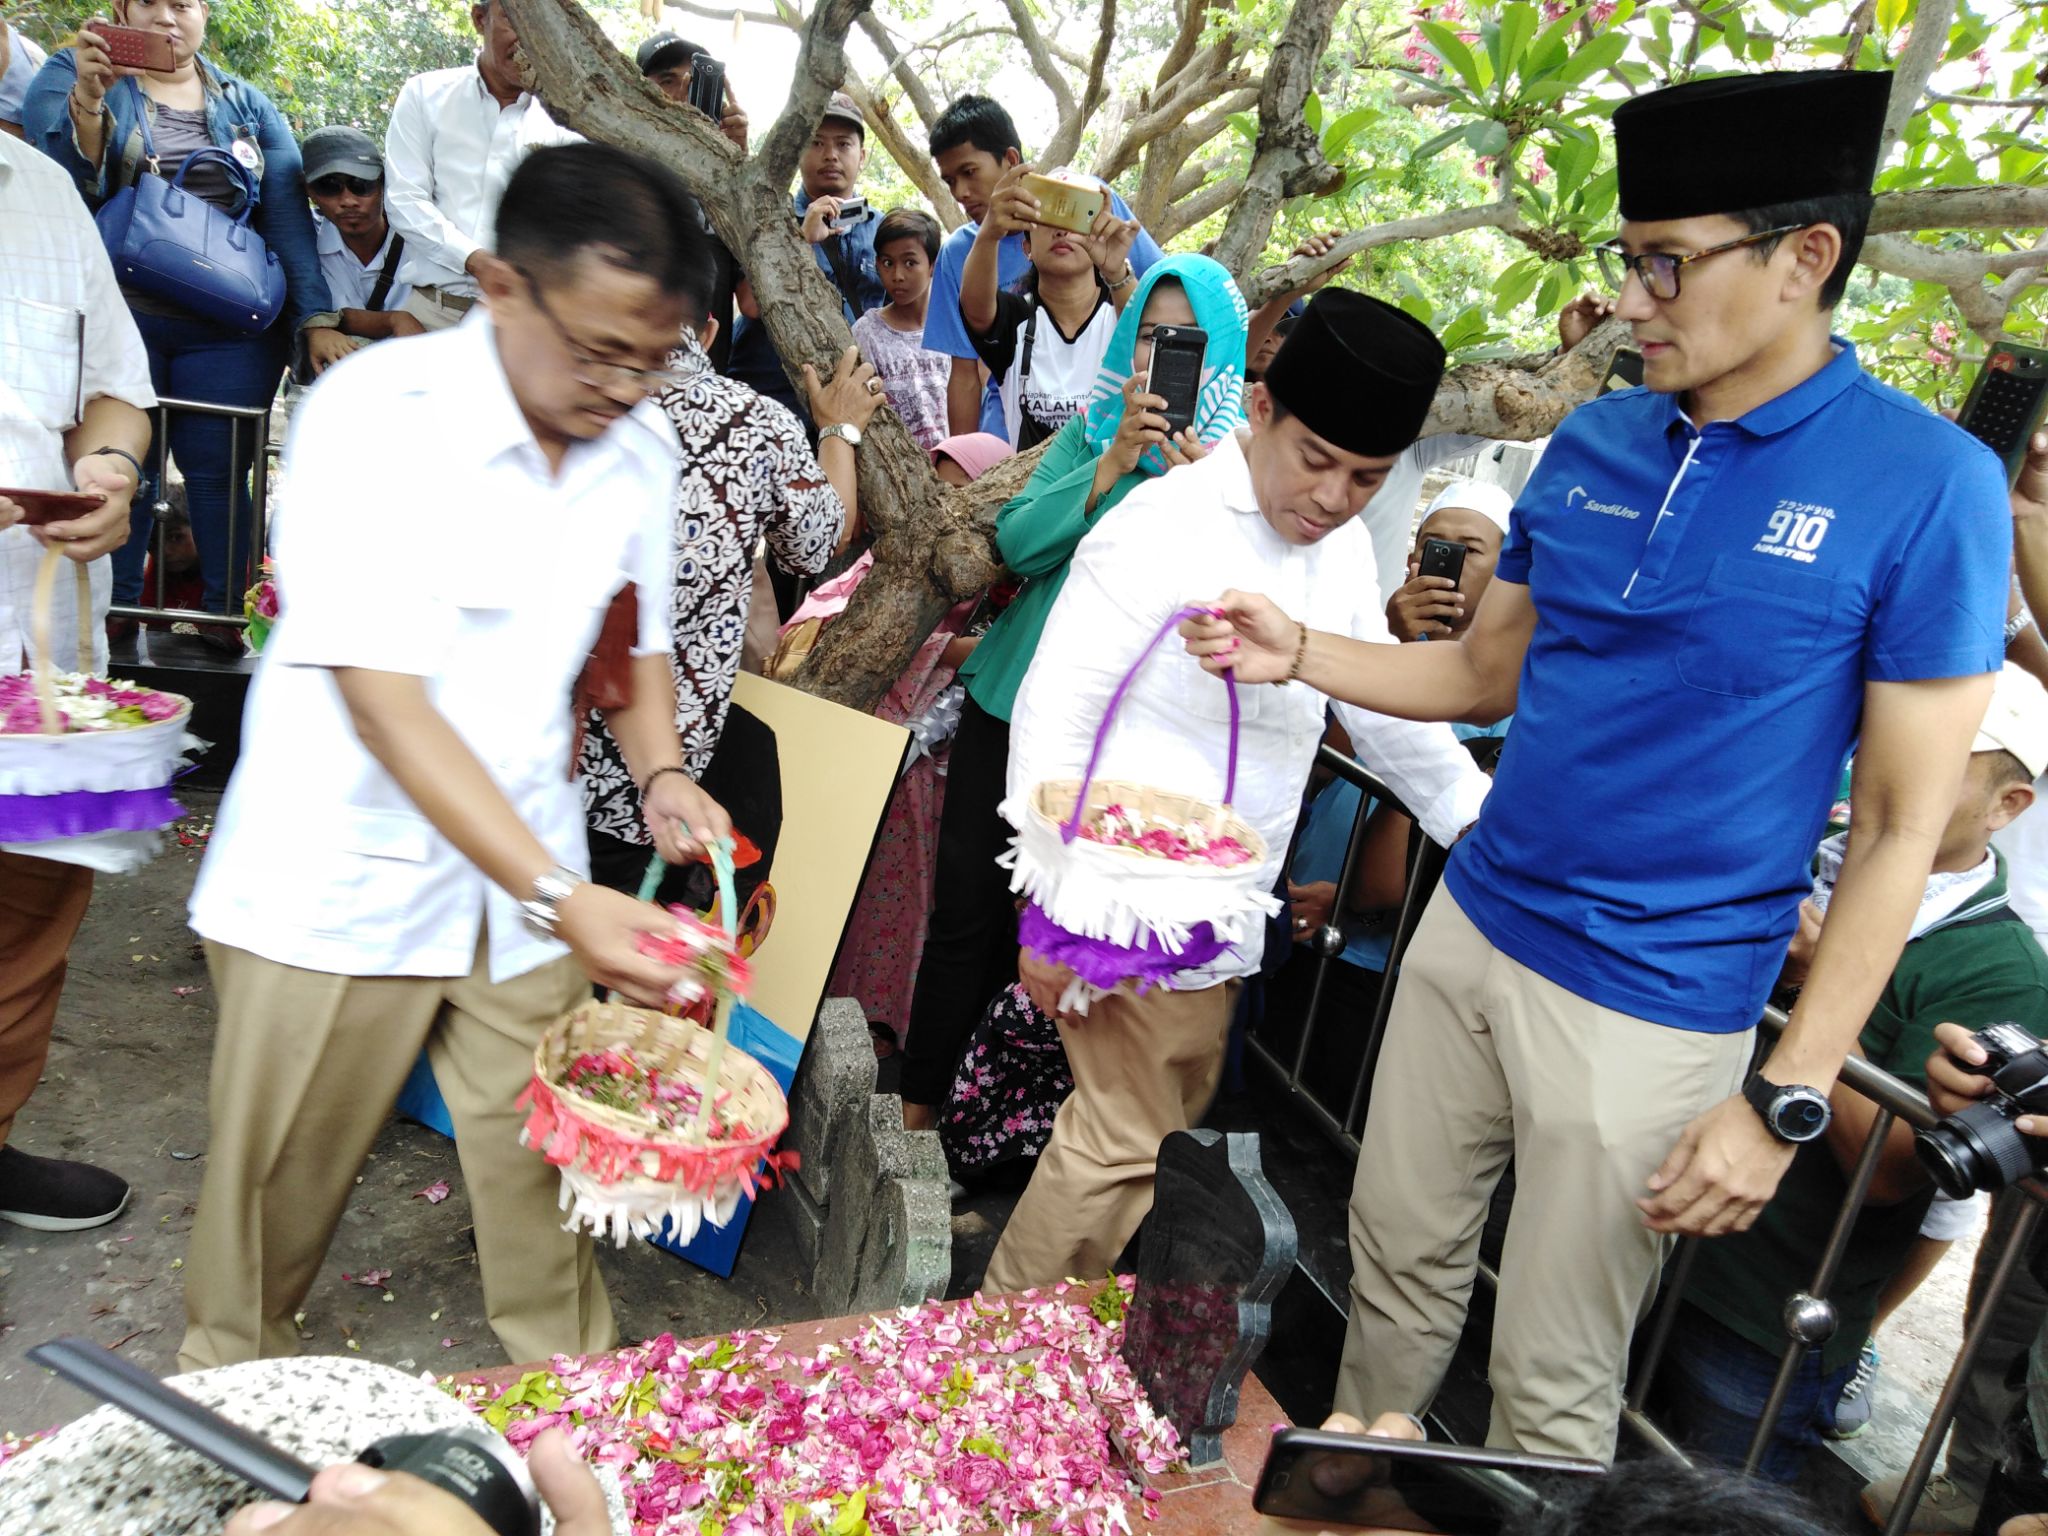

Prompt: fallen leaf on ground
xmin=413 ymin=1180 xmax=451 ymax=1205
xmin=342 ymin=1269 xmax=392 ymax=1288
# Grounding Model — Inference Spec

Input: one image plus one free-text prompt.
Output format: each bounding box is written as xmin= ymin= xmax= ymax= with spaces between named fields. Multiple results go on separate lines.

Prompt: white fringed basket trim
xmin=1000 ymin=779 xmax=1281 ymax=954
xmin=552 ymin=1164 xmax=745 ymax=1249
xmin=0 ymin=712 xmax=202 ymax=796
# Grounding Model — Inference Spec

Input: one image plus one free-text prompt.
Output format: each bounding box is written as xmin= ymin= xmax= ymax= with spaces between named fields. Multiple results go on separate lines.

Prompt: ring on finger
xmin=866 ymin=378 xmax=882 ymax=394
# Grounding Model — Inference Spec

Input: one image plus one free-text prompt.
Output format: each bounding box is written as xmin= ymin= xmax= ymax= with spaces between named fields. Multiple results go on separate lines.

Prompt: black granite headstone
xmin=1120 ymin=1128 xmax=1298 ymax=1466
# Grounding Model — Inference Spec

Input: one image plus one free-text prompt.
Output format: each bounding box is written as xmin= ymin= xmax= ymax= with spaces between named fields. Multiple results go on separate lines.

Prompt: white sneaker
xmin=1858 ymin=1471 xmax=1980 ymax=1535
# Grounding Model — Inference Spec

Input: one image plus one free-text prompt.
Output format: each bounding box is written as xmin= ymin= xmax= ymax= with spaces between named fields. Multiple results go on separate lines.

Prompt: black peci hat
xmin=1262 ymin=289 xmax=1447 ymax=458
xmin=1613 ymin=69 xmax=1892 ymax=222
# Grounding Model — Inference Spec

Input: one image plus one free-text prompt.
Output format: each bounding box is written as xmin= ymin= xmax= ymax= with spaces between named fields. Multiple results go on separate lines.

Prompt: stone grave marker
xmin=1120 ymin=1128 xmax=1297 ymax=1466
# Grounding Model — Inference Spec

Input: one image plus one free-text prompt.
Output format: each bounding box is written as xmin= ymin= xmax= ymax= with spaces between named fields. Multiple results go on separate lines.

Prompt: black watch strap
xmin=1743 ymin=1072 xmax=1832 ymax=1144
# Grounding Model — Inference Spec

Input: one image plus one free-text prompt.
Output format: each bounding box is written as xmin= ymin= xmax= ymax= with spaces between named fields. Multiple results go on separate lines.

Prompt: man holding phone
xmin=1183 ymin=71 xmax=2012 ymax=1460
xmin=633 ymin=33 xmax=748 ymax=148
xmin=0 ymin=53 xmax=155 ymax=1232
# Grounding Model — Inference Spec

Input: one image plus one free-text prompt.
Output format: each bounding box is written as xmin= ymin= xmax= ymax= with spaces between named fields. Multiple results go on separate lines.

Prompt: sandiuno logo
xmin=1565 ymin=484 xmax=1641 ymax=520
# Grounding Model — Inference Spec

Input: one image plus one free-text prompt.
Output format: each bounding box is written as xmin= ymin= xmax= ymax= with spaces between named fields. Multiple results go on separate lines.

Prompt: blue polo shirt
xmin=1444 ymin=343 xmax=2011 ymax=1034
xmin=924 ymin=196 xmax=1163 ymax=439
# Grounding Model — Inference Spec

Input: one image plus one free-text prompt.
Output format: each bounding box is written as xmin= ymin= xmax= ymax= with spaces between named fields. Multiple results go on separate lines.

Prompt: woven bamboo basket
xmin=1024 ymin=778 xmax=1266 ymax=868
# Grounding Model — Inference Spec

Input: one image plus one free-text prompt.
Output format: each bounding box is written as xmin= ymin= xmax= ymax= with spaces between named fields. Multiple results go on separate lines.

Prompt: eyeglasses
xmin=310 ymin=174 xmax=379 ymax=198
xmin=1593 ymin=225 xmax=1805 ymax=302
xmin=519 ymin=270 xmax=691 ymax=393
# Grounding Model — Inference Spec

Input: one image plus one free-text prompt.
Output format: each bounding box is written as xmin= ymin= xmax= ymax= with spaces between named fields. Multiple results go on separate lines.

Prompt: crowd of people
xmin=7 ymin=4 xmax=2048 ymax=1532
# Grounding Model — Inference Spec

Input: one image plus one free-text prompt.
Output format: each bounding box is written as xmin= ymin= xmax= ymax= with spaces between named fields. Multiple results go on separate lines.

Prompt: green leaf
xmin=1547 ymin=128 xmax=1599 ymax=201
xmin=1303 ymin=91 xmax=1322 ymax=134
xmin=1749 ymin=31 xmax=1776 ymax=62
xmin=1496 ymin=1 xmax=1538 ymax=82
xmin=1492 ymin=258 xmax=1544 ymax=311
xmin=1465 ymin=118 xmax=1511 ymax=157
xmin=828 ymin=1489 xmax=869 ymax=1536
xmin=959 ymin=1436 xmax=1012 ymax=1463
xmin=1720 ymin=10 xmax=1747 ymax=60
xmin=1227 ymin=111 xmax=1259 ymax=142
xmin=1534 ymin=269 xmax=1564 ymax=315
xmin=1554 ymin=31 xmax=1628 ymax=86
xmin=1877 ymin=0 xmax=1908 ymax=34
xmin=1410 ymin=124 xmax=1470 ymax=164
xmin=1419 ymin=20 xmax=1489 ymax=97
xmin=1321 ymin=106 xmax=1381 ymax=160
xmin=1522 ymin=4 xmax=1585 ymax=79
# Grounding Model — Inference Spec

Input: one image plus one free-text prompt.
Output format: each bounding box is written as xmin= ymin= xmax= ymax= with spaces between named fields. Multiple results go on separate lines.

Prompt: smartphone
xmin=1144 ymin=324 xmax=1208 ymax=437
xmin=0 ymin=487 xmax=107 ymax=526
xmin=1253 ymin=1427 xmax=1604 ymax=1534
xmin=686 ymin=52 xmax=725 ymax=120
xmin=830 ymin=194 xmax=868 ymax=232
xmin=91 ymin=22 xmax=177 ymax=73
xmin=1020 ymin=171 xmax=1106 ymax=236
xmin=1957 ymin=340 xmax=2048 ymax=487
xmin=1418 ymin=535 xmax=1469 ymax=588
xmin=1599 ymin=346 xmax=1644 ymax=394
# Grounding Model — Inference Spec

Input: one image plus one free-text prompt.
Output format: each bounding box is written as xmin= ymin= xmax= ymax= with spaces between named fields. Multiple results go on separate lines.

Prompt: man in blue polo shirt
xmin=925 ymin=94 xmax=1163 ymax=439
xmin=1182 ymin=69 xmax=2012 ymax=1460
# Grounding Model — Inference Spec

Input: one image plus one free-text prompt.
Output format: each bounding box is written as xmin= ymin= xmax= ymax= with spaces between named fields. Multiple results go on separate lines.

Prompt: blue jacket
xmin=23 ymin=50 xmax=332 ymax=331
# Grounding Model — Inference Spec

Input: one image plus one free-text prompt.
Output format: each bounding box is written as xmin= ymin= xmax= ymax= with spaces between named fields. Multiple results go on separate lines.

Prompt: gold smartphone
xmin=1020 ymin=171 xmax=1106 ymax=235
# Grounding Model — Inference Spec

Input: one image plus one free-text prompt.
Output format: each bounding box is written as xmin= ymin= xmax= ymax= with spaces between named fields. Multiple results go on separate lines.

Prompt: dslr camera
xmin=1915 ymin=1021 xmax=2048 ymax=1198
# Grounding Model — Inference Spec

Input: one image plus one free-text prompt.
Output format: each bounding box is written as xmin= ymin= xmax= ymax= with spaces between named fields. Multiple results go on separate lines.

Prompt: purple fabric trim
xmin=1061 ymin=604 xmax=1239 ymax=844
xmin=0 ymin=785 xmax=184 ymax=842
xmin=1018 ymin=901 xmax=1229 ymax=994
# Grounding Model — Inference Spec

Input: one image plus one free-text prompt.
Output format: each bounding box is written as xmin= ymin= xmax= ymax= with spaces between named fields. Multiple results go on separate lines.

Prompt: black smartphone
xmin=1144 ymin=324 xmax=1208 ymax=436
xmin=1253 ymin=1427 xmax=1604 ymax=1534
xmin=1957 ymin=340 xmax=2048 ymax=487
xmin=686 ymin=52 xmax=726 ymax=120
xmin=1417 ymin=535 xmax=1468 ymax=589
xmin=1599 ymin=346 xmax=1644 ymax=394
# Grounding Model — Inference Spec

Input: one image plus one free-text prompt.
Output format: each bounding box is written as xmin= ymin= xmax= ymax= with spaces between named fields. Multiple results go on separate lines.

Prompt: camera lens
xmin=1915 ymin=1102 xmax=2043 ymax=1198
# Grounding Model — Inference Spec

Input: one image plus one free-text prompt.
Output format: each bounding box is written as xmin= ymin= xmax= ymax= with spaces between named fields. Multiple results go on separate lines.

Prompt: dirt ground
xmin=0 ymin=787 xmax=831 ymax=1434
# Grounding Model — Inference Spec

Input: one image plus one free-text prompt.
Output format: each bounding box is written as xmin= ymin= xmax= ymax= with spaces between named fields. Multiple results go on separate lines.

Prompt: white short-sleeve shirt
xmin=189 ymin=314 xmax=681 ymax=982
xmin=0 ymin=135 xmax=156 ymax=675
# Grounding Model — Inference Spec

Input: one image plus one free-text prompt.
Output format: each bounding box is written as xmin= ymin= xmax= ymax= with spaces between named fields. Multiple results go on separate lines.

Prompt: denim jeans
xmin=1655 ymin=1303 xmax=1856 ymax=1484
xmin=115 ymin=310 xmax=287 ymax=613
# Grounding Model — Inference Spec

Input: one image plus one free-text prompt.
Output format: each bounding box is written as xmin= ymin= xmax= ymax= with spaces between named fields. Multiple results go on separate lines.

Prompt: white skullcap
xmin=1421 ymin=478 xmax=1514 ymax=536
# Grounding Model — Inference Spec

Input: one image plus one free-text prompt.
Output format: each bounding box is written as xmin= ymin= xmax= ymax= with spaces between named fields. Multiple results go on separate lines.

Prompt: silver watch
xmin=521 ymin=865 xmax=583 ymax=939
xmin=818 ymin=421 xmax=863 ymax=448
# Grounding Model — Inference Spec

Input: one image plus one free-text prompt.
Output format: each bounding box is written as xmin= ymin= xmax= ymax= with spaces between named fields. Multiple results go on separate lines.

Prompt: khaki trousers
xmin=985 ymin=979 xmax=1238 ymax=1294
xmin=0 ymin=851 xmax=95 ymax=1148
xmin=1336 ymin=887 xmax=1749 ymax=1460
xmin=179 ymin=940 xmax=617 ymax=1372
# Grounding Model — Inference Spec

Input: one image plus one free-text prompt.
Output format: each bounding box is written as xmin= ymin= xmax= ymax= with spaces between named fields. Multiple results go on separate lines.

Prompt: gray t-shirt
xmin=149 ymin=104 xmax=240 ymax=213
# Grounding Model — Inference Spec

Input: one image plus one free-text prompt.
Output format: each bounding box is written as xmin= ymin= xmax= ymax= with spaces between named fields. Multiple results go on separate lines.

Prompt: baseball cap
xmin=301 ymin=126 xmax=383 ymax=184
xmin=635 ymin=32 xmax=699 ymax=75
xmin=1975 ymin=663 xmax=2048 ymax=780
xmin=821 ymin=91 xmax=865 ymax=137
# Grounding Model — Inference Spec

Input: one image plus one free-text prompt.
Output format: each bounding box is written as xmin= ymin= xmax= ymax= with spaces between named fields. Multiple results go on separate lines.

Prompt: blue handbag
xmin=94 ymin=105 xmax=286 ymax=334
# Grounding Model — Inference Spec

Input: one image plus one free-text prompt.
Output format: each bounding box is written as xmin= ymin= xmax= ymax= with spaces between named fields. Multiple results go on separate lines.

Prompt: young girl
xmin=899 ymin=252 xmax=1250 ymax=1134
xmin=851 ymin=207 xmax=951 ymax=451
xmin=958 ymin=169 xmax=1141 ymax=448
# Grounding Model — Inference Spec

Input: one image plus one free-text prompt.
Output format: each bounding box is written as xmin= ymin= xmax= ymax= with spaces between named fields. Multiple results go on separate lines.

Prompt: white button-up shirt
xmin=314 ymin=213 xmax=412 ymax=314
xmin=189 ymin=315 xmax=681 ymax=982
xmin=0 ymin=135 xmax=156 ymax=676
xmin=383 ymin=63 xmax=580 ymax=297
xmin=1008 ymin=429 xmax=1492 ymax=989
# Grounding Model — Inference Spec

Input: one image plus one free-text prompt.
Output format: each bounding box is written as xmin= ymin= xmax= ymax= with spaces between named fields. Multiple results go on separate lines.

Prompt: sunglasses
xmin=310 ymin=174 xmax=380 ymax=198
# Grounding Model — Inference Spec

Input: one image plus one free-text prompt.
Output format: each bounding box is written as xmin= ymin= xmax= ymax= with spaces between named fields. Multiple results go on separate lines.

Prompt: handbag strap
xmin=365 ymin=232 xmax=406 ymax=312
xmin=167 ymin=148 xmax=258 ymax=223
xmin=1060 ymin=604 xmax=1240 ymax=844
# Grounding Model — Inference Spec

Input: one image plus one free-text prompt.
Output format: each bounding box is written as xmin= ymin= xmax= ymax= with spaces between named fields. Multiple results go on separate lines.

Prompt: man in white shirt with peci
xmin=182 ymin=144 xmax=731 ymax=1371
xmin=985 ymin=290 xmax=1491 ymax=1292
xmin=383 ymin=0 xmax=578 ymax=332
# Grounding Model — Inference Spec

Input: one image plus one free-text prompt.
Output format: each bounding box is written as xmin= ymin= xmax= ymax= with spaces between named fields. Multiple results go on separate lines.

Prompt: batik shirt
xmin=579 ymin=338 xmax=844 ymax=845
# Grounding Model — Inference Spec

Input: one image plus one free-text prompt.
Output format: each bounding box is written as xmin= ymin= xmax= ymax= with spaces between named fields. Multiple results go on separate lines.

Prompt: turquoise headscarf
xmin=1079 ymin=253 xmax=1249 ymax=477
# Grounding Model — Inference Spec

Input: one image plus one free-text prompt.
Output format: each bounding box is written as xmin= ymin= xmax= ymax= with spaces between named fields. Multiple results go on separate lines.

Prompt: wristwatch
xmin=818 ymin=422 xmax=863 ymax=448
xmin=1742 ymin=1073 xmax=1832 ymax=1144
xmin=521 ymin=865 xmax=583 ymax=939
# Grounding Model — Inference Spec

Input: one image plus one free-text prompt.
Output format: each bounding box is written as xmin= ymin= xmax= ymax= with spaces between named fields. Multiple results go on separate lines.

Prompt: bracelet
xmin=1104 ymin=264 xmax=1135 ymax=292
xmin=1282 ymin=620 xmax=1310 ymax=684
xmin=83 ymin=446 xmax=145 ymax=489
xmin=2007 ymin=609 xmax=2034 ymax=648
xmin=639 ymin=764 xmax=691 ymax=798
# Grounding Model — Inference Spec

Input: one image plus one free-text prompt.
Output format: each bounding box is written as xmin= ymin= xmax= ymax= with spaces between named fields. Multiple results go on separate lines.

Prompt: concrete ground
xmin=0 ymin=788 xmax=831 ymax=1434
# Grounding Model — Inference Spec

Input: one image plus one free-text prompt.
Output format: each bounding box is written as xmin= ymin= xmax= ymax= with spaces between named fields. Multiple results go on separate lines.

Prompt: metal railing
xmin=107 ymin=394 xmax=277 ymax=631
xmin=1246 ymin=746 xmax=2048 ymax=1529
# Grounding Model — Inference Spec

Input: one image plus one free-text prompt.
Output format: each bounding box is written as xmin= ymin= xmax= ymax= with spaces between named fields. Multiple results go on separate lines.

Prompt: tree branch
xmin=1156 ymin=172 xmax=1246 ymax=243
xmin=1928 ymin=91 xmax=2048 ymax=109
xmin=753 ymin=0 xmax=870 ymax=196
xmin=1209 ymin=0 xmax=1346 ymax=272
xmin=1000 ymin=0 xmax=1078 ymax=123
xmin=1041 ymin=0 xmax=1118 ymax=167
xmin=854 ymin=12 xmax=940 ymax=128
xmin=1423 ymin=315 xmax=1627 ymax=440
xmin=660 ymin=0 xmax=797 ymax=30
xmin=1238 ymin=200 xmax=1525 ymax=307
xmin=1860 ymin=233 xmax=2048 ymax=285
xmin=1870 ymin=183 xmax=2048 ymax=233
xmin=1878 ymin=0 xmax=1955 ymax=166
xmin=845 ymin=78 xmax=963 ymax=226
